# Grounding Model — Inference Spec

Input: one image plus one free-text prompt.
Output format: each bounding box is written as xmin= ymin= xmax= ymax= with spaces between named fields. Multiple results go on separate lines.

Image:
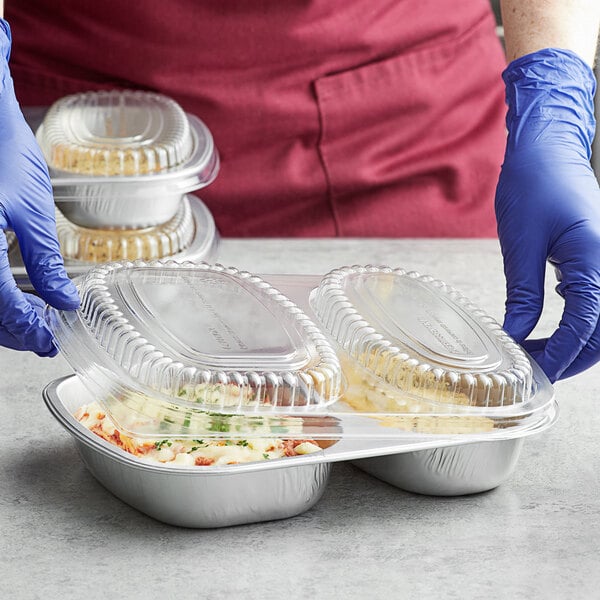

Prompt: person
xmin=0 ymin=0 xmax=599 ymax=382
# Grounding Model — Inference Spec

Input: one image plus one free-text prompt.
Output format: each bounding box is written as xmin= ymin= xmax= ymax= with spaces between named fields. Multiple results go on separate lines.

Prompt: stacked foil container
xmin=11 ymin=90 xmax=220 ymax=275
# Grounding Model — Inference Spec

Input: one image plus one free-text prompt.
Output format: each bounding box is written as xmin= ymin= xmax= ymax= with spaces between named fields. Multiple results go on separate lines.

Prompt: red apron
xmin=6 ymin=0 xmax=507 ymax=238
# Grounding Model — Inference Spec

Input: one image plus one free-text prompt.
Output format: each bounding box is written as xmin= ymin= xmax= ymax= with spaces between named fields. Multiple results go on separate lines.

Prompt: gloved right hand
xmin=0 ymin=19 xmax=79 ymax=357
xmin=496 ymin=49 xmax=600 ymax=382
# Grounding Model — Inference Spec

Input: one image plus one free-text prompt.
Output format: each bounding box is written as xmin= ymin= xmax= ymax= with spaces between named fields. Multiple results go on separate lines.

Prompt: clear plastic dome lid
xmin=37 ymin=90 xmax=194 ymax=176
xmin=46 ymin=263 xmax=555 ymax=441
xmin=47 ymin=261 xmax=343 ymax=425
xmin=310 ymin=266 xmax=533 ymax=408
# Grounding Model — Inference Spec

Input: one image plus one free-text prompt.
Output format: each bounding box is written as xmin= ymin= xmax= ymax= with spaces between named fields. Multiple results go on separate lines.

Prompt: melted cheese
xmin=75 ymin=402 xmax=321 ymax=467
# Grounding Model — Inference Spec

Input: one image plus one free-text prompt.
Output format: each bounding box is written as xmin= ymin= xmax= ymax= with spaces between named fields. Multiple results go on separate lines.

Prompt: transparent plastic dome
xmin=47 ymin=261 xmax=343 ymax=436
xmin=36 ymin=90 xmax=220 ymax=229
xmin=311 ymin=265 xmax=533 ymax=408
xmin=37 ymin=90 xmax=194 ymax=176
xmin=46 ymin=263 xmax=555 ymax=441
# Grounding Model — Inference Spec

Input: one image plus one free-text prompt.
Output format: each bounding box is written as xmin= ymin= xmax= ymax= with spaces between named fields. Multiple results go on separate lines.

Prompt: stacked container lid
xmin=35 ymin=90 xmax=220 ymax=263
xmin=46 ymin=261 xmax=556 ymax=444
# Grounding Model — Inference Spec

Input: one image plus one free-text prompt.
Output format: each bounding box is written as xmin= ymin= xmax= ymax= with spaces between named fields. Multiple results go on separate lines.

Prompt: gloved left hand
xmin=0 ymin=19 xmax=79 ymax=356
xmin=496 ymin=48 xmax=600 ymax=382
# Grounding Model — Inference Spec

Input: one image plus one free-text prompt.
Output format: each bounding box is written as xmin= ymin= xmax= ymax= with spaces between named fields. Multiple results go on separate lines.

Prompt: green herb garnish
xmin=209 ymin=421 xmax=231 ymax=433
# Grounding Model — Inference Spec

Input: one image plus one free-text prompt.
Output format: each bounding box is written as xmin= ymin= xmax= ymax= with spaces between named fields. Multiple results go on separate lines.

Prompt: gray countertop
xmin=1 ymin=239 xmax=598 ymax=600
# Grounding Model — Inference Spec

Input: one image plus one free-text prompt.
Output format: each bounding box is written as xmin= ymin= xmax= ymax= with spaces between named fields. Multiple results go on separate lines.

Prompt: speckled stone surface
xmin=1 ymin=239 xmax=598 ymax=600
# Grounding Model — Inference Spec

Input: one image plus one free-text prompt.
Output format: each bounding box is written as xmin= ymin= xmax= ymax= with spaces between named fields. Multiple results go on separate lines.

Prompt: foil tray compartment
xmin=44 ymin=376 xmax=330 ymax=528
xmin=352 ymin=438 xmax=524 ymax=496
xmin=73 ymin=437 xmax=331 ymax=528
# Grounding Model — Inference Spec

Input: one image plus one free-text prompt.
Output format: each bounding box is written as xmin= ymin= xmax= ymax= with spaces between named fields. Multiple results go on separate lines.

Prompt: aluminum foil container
xmin=55 ymin=189 xmax=185 ymax=230
xmin=55 ymin=195 xmax=196 ymax=262
xmin=44 ymin=375 xmax=557 ymax=526
xmin=352 ymin=438 xmax=524 ymax=496
xmin=9 ymin=196 xmax=220 ymax=292
xmin=43 ymin=376 xmax=331 ymax=528
xmin=41 ymin=263 xmax=559 ymax=521
xmin=37 ymin=91 xmax=219 ymax=229
xmin=75 ymin=440 xmax=330 ymax=528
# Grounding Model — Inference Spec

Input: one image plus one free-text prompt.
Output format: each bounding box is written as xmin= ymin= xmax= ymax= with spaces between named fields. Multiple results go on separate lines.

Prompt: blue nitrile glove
xmin=496 ymin=48 xmax=600 ymax=382
xmin=0 ymin=19 xmax=79 ymax=357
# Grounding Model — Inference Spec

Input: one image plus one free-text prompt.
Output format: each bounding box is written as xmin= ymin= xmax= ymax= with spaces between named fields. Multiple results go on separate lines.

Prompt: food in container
xmin=43 ymin=262 xmax=558 ymax=525
xmin=307 ymin=265 xmax=551 ymax=495
xmin=76 ymin=400 xmax=322 ymax=466
xmin=36 ymin=90 xmax=219 ymax=229
xmin=39 ymin=90 xmax=193 ymax=176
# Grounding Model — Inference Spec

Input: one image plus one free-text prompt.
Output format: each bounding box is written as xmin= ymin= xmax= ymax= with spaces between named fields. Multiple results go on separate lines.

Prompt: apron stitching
xmin=314 ymin=81 xmax=342 ymax=237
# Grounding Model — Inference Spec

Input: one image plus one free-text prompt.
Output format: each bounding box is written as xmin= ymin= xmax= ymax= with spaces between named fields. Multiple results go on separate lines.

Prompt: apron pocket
xmin=313 ymin=13 xmax=506 ymax=236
